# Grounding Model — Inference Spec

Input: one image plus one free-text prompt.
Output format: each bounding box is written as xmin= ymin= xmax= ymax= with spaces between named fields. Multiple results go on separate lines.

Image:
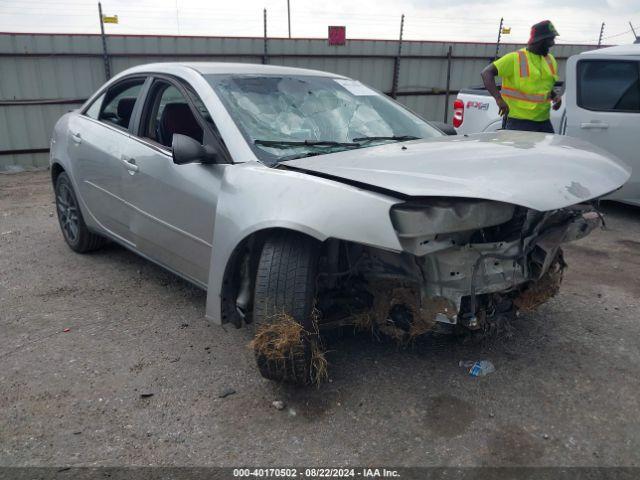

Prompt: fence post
xmin=390 ymin=14 xmax=404 ymax=99
xmin=287 ymin=0 xmax=291 ymax=39
xmin=494 ymin=17 xmax=503 ymax=61
xmin=97 ymin=2 xmax=111 ymax=80
xmin=597 ymin=22 xmax=605 ymax=48
xmin=443 ymin=45 xmax=452 ymax=122
xmin=263 ymin=9 xmax=269 ymax=64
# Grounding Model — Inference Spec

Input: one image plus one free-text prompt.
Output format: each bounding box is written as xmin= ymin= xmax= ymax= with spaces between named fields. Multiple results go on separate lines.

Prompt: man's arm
xmin=481 ymin=64 xmax=510 ymax=117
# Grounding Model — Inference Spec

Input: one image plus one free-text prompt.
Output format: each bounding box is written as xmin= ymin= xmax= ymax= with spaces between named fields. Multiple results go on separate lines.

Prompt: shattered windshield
xmin=205 ymin=74 xmax=441 ymax=164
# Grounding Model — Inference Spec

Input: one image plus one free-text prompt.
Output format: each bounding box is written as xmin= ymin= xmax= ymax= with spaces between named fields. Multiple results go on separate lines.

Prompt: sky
xmin=0 ymin=0 xmax=638 ymax=45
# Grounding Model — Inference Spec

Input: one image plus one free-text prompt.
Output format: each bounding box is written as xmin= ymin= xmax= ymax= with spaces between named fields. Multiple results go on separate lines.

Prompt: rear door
xmin=70 ymin=76 xmax=148 ymax=243
xmin=117 ymin=76 xmax=227 ymax=286
xmin=563 ymin=57 xmax=640 ymax=204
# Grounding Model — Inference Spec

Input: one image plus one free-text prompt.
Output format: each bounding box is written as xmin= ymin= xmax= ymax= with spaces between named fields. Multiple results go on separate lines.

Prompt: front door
xmin=564 ymin=57 xmax=640 ymax=204
xmin=117 ymin=78 xmax=226 ymax=286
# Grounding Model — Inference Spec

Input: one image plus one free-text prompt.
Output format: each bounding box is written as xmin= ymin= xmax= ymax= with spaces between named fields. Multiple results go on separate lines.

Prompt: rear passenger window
xmin=96 ymin=79 xmax=145 ymax=130
xmin=578 ymin=60 xmax=640 ymax=112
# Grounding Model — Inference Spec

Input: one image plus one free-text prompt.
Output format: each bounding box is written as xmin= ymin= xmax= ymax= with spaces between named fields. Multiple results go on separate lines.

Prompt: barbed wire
xmin=0 ymin=0 xmax=626 ymax=30
xmin=601 ymin=28 xmax=634 ymax=40
xmin=0 ymin=0 xmax=631 ymax=23
xmin=0 ymin=0 xmax=636 ymax=45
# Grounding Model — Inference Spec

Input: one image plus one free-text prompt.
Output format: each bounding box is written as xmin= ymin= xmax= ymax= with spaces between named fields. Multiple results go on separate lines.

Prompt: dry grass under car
xmin=250 ymin=313 xmax=328 ymax=387
xmin=514 ymin=256 xmax=565 ymax=312
xmin=350 ymin=282 xmax=455 ymax=345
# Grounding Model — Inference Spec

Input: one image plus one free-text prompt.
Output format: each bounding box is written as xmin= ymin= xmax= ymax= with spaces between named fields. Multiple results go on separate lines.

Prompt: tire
xmin=54 ymin=172 xmax=106 ymax=253
xmin=251 ymin=231 xmax=321 ymax=384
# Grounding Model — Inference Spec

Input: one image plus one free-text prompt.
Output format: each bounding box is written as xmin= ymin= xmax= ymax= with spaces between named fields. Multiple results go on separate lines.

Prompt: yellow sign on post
xmin=501 ymin=27 xmax=511 ymax=34
xmin=102 ymin=15 xmax=118 ymax=24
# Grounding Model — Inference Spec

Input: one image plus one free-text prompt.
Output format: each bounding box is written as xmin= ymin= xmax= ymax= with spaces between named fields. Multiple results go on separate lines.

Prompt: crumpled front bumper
xmin=334 ymin=206 xmax=602 ymax=341
xmin=415 ymin=210 xmax=602 ymax=322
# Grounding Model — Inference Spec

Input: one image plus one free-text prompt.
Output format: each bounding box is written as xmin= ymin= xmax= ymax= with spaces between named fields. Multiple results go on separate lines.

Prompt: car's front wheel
xmin=251 ymin=231 xmax=325 ymax=385
xmin=55 ymin=172 xmax=106 ymax=253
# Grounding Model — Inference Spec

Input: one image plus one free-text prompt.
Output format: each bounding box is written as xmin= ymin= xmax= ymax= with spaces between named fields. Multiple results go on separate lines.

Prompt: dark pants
xmin=503 ymin=117 xmax=554 ymax=133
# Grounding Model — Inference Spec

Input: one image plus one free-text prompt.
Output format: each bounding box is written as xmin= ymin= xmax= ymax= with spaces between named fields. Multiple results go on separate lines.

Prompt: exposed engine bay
xmin=306 ymin=200 xmax=602 ymax=340
xmin=228 ymin=195 xmax=605 ymax=385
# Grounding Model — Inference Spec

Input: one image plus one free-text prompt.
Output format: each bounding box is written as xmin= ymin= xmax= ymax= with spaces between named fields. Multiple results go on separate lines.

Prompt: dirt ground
xmin=1 ymin=170 xmax=640 ymax=467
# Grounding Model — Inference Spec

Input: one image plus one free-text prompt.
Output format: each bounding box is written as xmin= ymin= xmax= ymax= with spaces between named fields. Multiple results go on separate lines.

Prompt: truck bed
xmin=454 ymin=84 xmax=565 ymax=135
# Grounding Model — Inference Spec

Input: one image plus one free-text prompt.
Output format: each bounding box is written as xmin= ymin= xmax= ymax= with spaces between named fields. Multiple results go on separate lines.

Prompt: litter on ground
xmin=459 ymin=360 xmax=495 ymax=377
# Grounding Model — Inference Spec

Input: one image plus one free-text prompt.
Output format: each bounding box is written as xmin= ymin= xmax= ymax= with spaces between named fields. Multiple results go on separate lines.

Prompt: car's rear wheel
xmin=55 ymin=172 xmax=106 ymax=253
xmin=251 ymin=231 xmax=324 ymax=385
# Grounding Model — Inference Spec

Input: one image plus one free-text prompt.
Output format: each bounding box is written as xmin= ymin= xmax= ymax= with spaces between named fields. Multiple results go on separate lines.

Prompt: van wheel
xmin=251 ymin=231 xmax=326 ymax=385
xmin=55 ymin=172 xmax=106 ymax=253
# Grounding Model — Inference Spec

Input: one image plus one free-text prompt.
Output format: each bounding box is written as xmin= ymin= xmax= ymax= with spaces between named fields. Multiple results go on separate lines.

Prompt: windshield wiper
xmin=352 ymin=135 xmax=421 ymax=143
xmin=255 ymin=139 xmax=359 ymax=148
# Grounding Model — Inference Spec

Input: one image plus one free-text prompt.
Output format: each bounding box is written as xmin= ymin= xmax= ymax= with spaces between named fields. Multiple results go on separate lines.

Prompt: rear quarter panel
xmin=50 ymin=112 xmax=90 ymax=220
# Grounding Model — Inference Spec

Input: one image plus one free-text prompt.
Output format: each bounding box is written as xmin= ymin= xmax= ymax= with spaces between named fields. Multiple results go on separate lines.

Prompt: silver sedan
xmin=50 ymin=62 xmax=630 ymax=384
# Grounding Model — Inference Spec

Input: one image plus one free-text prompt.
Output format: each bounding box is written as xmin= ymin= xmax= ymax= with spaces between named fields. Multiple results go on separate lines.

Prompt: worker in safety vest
xmin=481 ymin=20 xmax=561 ymax=133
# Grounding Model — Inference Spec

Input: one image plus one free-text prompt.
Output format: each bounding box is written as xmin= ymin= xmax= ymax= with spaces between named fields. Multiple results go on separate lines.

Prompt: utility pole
xmin=263 ymin=9 xmax=268 ymax=64
xmin=630 ymin=21 xmax=638 ymax=42
xmin=287 ymin=0 xmax=291 ymax=38
xmin=97 ymin=2 xmax=111 ymax=80
xmin=390 ymin=14 xmax=404 ymax=99
xmin=494 ymin=17 xmax=503 ymax=60
xmin=597 ymin=22 xmax=605 ymax=48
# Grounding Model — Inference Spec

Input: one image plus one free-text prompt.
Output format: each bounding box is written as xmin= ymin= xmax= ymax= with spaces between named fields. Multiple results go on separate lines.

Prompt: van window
xmin=578 ymin=60 xmax=640 ymax=112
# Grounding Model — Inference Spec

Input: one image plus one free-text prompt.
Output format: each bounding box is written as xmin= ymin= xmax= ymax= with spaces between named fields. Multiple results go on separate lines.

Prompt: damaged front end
xmin=316 ymin=199 xmax=602 ymax=341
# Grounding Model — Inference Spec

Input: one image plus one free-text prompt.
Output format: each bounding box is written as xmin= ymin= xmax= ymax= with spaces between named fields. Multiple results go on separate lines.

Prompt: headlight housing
xmin=390 ymin=199 xmax=516 ymax=255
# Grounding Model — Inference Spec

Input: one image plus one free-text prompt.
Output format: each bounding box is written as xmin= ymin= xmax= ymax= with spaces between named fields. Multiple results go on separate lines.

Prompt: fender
xmin=204 ymin=162 xmax=404 ymax=324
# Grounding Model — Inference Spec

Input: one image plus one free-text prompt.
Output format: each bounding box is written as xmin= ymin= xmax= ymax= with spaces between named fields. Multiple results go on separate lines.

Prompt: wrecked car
xmin=50 ymin=63 xmax=630 ymax=385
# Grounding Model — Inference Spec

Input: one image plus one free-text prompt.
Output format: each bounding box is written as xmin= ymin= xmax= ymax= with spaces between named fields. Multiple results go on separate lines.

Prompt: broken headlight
xmin=390 ymin=199 xmax=516 ymax=255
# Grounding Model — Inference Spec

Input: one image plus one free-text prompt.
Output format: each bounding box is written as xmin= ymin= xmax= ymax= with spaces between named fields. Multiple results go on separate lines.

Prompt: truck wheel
xmin=55 ymin=172 xmax=106 ymax=253
xmin=251 ymin=231 xmax=324 ymax=385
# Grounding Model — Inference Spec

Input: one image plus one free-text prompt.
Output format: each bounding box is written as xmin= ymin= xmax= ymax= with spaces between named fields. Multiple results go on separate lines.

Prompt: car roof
xmin=581 ymin=44 xmax=640 ymax=57
xmin=121 ymin=61 xmax=347 ymax=78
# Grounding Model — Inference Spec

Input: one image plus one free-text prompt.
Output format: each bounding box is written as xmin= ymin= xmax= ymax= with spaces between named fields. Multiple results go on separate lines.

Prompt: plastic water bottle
xmin=469 ymin=360 xmax=495 ymax=377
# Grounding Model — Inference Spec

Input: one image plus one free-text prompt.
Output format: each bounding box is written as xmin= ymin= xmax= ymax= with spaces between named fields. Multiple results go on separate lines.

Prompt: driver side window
xmin=141 ymin=81 xmax=204 ymax=148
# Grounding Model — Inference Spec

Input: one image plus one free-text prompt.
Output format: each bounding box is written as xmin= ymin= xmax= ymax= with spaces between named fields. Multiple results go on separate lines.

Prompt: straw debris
xmin=350 ymin=281 xmax=455 ymax=344
xmin=514 ymin=257 xmax=565 ymax=312
xmin=351 ymin=311 xmax=378 ymax=338
xmin=309 ymin=338 xmax=329 ymax=385
xmin=250 ymin=312 xmax=327 ymax=386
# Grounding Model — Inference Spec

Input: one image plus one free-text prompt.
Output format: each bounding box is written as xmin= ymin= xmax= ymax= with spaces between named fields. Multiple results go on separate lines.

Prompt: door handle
xmin=580 ymin=122 xmax=609 ymax=129
xmin=71 ymin=132 xmax=82 ymax=144
xmin=121 ymin=155 xmax=139 ymax=174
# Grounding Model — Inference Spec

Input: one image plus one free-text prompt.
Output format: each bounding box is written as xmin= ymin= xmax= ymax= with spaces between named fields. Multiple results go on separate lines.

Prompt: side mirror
xmin=171 ymin=134 xmax=219 ymax=165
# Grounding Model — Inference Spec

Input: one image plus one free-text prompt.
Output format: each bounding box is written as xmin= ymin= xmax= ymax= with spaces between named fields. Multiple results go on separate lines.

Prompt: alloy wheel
xmin=56 ymin=182 xmax=79 ymax=244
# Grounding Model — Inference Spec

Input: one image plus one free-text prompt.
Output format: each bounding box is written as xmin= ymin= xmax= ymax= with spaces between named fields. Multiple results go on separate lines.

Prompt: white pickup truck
xmin=453 ymin=44 xmax=640 ymax=206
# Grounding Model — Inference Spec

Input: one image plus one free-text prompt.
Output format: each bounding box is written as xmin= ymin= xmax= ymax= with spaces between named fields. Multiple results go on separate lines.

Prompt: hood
xmin=283 ymin=131 xmax=631 ymax=211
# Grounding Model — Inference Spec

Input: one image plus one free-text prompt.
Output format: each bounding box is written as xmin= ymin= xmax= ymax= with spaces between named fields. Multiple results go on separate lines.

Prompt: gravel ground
xmin=1 ymin=170 xmax=640 ymax=467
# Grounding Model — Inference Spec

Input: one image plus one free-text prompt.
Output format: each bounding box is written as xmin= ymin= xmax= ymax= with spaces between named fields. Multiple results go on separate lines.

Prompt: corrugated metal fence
xmin=0 ymin=32 xmax=598 ymax=170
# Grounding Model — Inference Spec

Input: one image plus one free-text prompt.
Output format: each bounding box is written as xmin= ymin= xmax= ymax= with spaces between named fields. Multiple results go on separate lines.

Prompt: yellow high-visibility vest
xmin=494 ymin=48 xmax=558 ymax=122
